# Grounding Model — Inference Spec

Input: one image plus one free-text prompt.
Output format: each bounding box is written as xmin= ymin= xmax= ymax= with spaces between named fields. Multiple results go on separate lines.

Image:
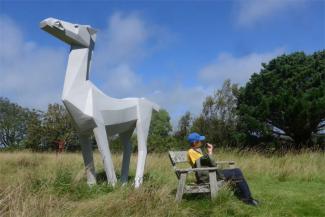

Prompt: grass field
xmin=0 ymin=150 xmax=324 ymax=217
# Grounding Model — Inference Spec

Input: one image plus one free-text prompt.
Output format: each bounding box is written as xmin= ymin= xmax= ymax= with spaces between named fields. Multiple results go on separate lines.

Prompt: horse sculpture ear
xmin=87 ymin=26 xmax=97 ymax=42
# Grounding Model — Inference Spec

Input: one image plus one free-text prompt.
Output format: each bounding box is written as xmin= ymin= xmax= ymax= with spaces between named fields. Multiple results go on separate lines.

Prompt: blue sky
xmin=1 ymin=0 xmax=324 ymax=127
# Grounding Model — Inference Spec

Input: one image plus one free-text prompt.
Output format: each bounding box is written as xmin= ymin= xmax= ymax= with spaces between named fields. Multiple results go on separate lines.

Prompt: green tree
xmin=42 ymin=103 xmax=79 ymax=151
xmin=175 ymin=111 xmax=192 ymax=141
xmin=191 ymin=115 xmax=208 ymax=136
xmin=191 ymin=79 xmax=239 ymax=147
xmin=87 ymin=109 xmax=175 ymax=153
xmin=0 ymin=97 xmax=30 ymax=148
xmin=24 ymin=109 xmax=44 ymax=151
xmin=237 ymin=50 xmax=325 ymax=148
xmin=147 ymin=109 xmax=175 ymax=152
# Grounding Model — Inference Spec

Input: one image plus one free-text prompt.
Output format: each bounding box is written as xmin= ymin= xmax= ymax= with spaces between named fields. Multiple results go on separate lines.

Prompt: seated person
xmin=187 ymin=132 xmax=259 ymax=206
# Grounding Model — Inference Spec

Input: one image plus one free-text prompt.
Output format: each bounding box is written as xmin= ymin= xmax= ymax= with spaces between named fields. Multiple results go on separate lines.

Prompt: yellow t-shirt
xmin=187 ymin=148 xmax=203 ymax=167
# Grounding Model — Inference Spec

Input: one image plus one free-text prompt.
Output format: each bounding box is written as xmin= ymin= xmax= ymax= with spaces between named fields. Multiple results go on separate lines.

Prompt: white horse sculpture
xmin=40 ymin=17 xmax=159 ymax=188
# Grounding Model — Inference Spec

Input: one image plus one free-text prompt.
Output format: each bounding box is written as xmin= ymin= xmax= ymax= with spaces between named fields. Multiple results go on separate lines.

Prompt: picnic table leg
xmin=209 ymin=171 xmax=218 ymax=199
xmin=176 ymin=173 xmax=187 ymax=202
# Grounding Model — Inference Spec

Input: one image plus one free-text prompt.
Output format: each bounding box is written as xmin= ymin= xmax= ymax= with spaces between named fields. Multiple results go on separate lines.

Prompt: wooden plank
xmin=209 ymin=171 xmax=218 ymax=199
xmin=175 ymin=173 xmax=187 ymax=202
xmin=216 ymin=160 xmax=235 ymax=165
xmin=174 ymin=170 xmax=181 ymax=180
xmin=184 ymin=184 xmax=210 ymax=193
xmin=169 ymin=151 xmax=188 ymax=164
xmin=176 ymin=167 xmax=220 ymax=173
xmin=168 ymin=151 xmax=176 ymax=166
xmin=169 ymin=150 xmax=235 ymax=201
xmin=175 ymin=163 xmax=236 ymax=173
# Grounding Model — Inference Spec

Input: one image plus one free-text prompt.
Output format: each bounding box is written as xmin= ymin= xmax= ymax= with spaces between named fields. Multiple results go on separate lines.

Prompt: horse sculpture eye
xmin=74 ymin=25 xmax=79 ymax=28
xmin=54 ymin=21 xmax=64 ymax=30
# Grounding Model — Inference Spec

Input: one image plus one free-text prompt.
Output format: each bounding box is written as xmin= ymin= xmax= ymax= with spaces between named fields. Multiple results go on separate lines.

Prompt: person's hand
xmin=206 ymin=143 xmax=214 ymax=155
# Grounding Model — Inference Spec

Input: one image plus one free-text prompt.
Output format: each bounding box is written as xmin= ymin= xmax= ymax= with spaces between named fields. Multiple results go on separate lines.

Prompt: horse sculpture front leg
xmin=134 ymin=102 xmax=152 ymax=188
xmin=93 ymin=125 xmax=117 ymax=186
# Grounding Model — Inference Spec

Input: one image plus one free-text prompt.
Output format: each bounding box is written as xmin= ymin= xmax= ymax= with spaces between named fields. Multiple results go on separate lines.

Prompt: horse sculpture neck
xmin=62 ymin=45 xmax=93 ymax=98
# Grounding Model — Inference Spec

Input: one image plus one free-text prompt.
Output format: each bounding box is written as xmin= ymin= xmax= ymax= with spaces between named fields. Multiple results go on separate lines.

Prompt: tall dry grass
xmin=0 ymin=150 xmax=324 ymax=217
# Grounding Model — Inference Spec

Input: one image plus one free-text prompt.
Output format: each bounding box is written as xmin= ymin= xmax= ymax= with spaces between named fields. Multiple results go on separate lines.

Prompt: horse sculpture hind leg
xmin=79 ymin=133 xmax=97 ymax=185
xmin=120 ymin=127 xmax=135 ymax=184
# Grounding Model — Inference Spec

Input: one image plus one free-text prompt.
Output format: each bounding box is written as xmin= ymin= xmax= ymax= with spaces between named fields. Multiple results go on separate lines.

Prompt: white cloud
xmin=0 ymin=14 xmax=288 ymax=129
xmin=104 ymin=64 xmax=142 ymax=95
xmin=198 ymin=48 xmax=285 ymax=86
xmin=0 ymin=16 xmax=23 ymax=62
xmin=89 ymin=12 xmax=211 ymax=126
xmin=0 ymin=13 xmax=194 ymax=128
xmin=0 ymin=13 xmax=291 ymax=130
xmin=152 ymin=84 xmax=212 ymax=117
xmin=92 ymin=12 xmax=166 ymax=98
xmin=0 ymin=13 xmax=157 ymax=109
xmin=146 ymin=84 xmax=212 ymax=128
xmin=0 ymin=15 xmax=66 ymax=109
xmin=94 ymin=12 xmax=149 ymax=67
xmin=235 ymin=0 xmax=305 ymax=27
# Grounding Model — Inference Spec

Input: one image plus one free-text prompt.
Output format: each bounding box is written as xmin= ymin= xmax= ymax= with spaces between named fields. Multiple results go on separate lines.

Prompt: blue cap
xmin=187 ymin=132 xmax=205 ymax=144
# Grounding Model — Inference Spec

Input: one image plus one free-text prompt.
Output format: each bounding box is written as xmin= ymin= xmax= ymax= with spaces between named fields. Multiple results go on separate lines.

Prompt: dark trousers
xmin=222 ymin=168 xmax=252 ymax=200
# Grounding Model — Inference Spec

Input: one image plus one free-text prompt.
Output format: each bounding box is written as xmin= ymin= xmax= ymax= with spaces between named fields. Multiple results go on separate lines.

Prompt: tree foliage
xmin=109 ymin=109 xmax=175 ymax=153
xmin=175 ymin=111 xmax=192 ymax=140
xmin=0 ymin=99 xmax=80 ymax=151
xmin=24 ymin=109 xmax=44 ymax=150
xmin=0 ymin=97 xmax=31 ymax=148
xmin=0 ymin=97 xmax=176 ymax=152
xmin=191 ymin=79 xmax=240 ymax=147
xmin=237 ymin=50 xmax=325 ymax=148
xmin=42 ymin=103 xmax=79 ymax=151
xmin=147 ymin=109 xmax=175 ymax=152
xmin=1 ymin=51 xmax=324 ymax=152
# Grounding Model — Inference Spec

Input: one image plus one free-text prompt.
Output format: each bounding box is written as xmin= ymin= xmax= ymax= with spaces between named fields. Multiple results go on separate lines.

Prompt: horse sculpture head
xmin=40 ymin=17 xmax=97 ymax=48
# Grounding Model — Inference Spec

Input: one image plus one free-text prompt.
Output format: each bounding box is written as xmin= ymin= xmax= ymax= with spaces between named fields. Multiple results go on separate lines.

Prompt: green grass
xmin=0 ymin=150 xmax=324 ymax=217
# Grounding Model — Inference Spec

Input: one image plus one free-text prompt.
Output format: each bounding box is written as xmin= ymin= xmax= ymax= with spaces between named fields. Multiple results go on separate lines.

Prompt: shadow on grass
xmin=170 ymin=186 xmax=234 ymax=204
xmin=96 ymin=170 xmax=136 ymax=184
xmin=51 ymin=168 xmax=114 ymax=200
xmin=169 ymin=188 xmax=213 ymax=201
xmin=96 ymin=170 xmax=159 ymax=184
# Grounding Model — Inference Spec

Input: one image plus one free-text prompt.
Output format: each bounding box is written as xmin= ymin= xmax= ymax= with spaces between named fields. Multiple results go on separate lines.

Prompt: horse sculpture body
xmin=40 ymin=17 xmax=159 ymax=187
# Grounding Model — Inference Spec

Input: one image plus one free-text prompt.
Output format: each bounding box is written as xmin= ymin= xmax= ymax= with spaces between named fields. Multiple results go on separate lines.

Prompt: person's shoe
xmin=243 ymin=198 xmax=259 ymax=206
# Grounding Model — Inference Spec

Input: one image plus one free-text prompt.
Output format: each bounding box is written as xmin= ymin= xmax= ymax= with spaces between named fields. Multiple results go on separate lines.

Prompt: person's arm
xmin=206 ymin=143 xmax=214 ymax=155
xmin=198 ymin=143 xmax=217 ymax=167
